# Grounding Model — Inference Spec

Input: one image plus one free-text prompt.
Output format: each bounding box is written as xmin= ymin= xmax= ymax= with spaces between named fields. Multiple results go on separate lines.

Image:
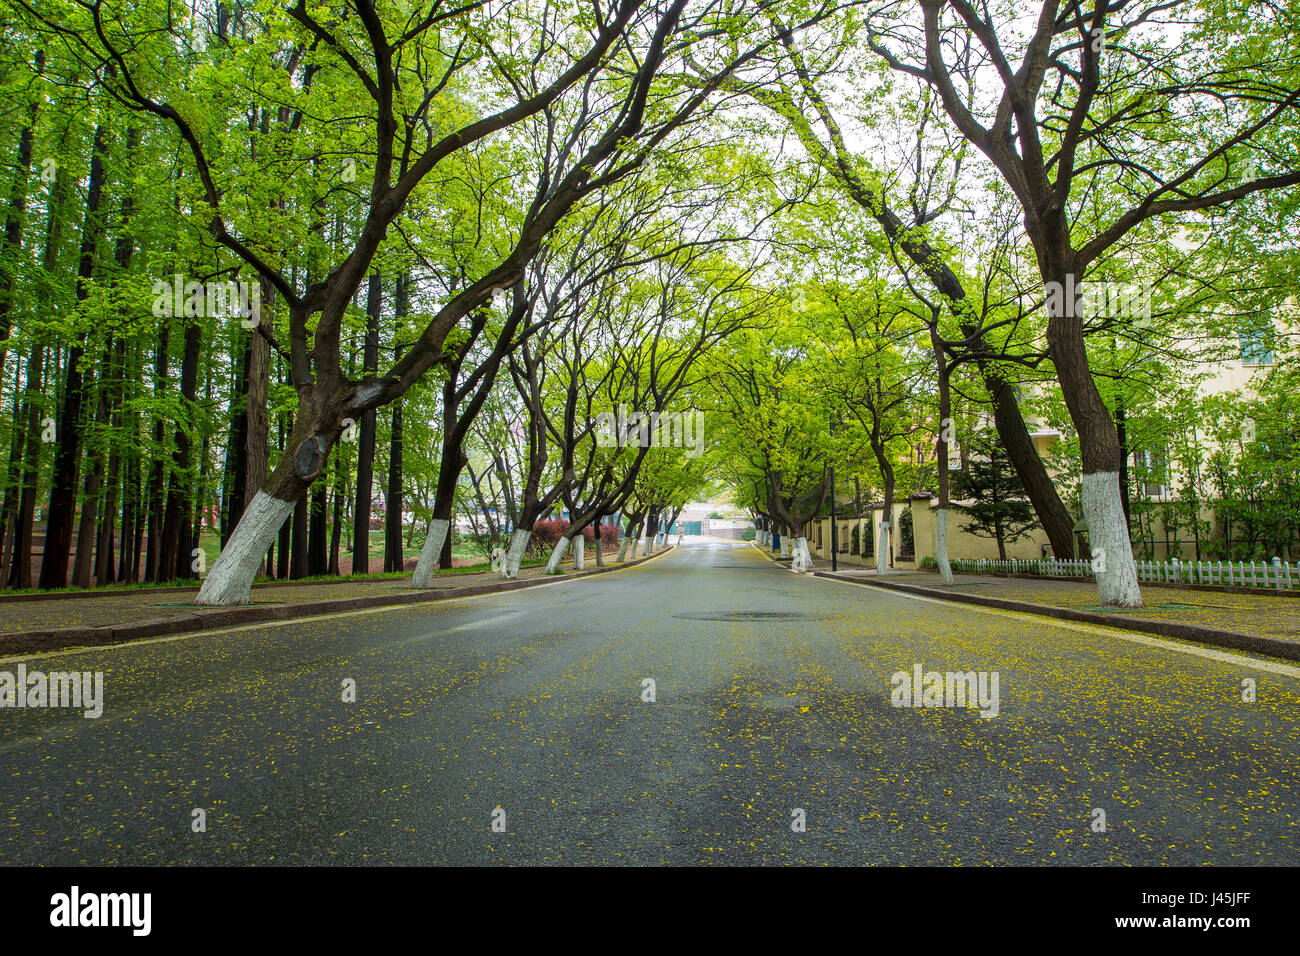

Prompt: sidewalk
xmin=754 ymin=545 xmax=1300 ymax=661
xmin=0 ymin=548 xmax=670 ymax=656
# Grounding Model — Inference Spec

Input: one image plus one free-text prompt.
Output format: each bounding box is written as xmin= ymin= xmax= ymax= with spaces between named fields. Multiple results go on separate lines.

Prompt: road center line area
xmin=1 ymin=539 xmax=1295 ymax=868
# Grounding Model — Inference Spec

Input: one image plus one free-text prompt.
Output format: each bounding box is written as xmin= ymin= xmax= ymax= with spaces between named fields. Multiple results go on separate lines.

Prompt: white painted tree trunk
xmin=594 ymin=536 xmax=604 ymax=566
xmin=1082 ymin=471 xmax=1142 ymax=607
xmin=876 ymin=520 xmax=891 ymax=575
xmin=573 ymin=535 xmax=585 ymax=570
xmin=935 ymin=508 xmax=954 ymax=585
xmin=641 ymin=535 xmax=651 ymax=554
xmin=617 ymin=535 xmax=631 ymax=562
xmin=194 ymin=491 xmax=294 ymax=605
xmin=780 ymin=535 xmax=790 ymax=558
xmin=499 ymin=528 xmax=531 ymax=579
xmin=411 ymin=518 xmax=450 ymax=588
xmin=545 ymin=535 xmax=572 ymax=575
xmin=790 ymin=536 xmax=812 ymax=572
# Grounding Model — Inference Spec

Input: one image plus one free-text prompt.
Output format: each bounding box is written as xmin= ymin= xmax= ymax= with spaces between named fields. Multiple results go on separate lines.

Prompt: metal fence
xmin=947 ymin=556 xmax=1300 ymax=591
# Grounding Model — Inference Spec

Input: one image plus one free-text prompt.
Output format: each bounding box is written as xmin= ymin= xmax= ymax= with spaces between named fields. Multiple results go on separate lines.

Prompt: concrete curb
xmin=746 ymin=543 xmax=1299 ymax=662
xmin=0 ymin=546 xmax=675 ymax=657
xmin=0 ymin=550 xmax=625 ymax=604
xmin=922 ymin=570 xmax=1300 ymax=599
xmin=811 ymin=569 xmax=1300 ymax=663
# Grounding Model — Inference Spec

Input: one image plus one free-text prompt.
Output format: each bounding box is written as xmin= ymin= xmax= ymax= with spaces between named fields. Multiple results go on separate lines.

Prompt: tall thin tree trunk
xmin=352 ymin=272 xmax=380 ymax=575
xmin=40 ymin=121 xmax=109 ymax=589
xmin=10 ymin=152 xmax=70 ymax=590
xmin=276 ymin=414 xmax=290 ymax=580
xmin=384 ymin=276 xmax=409 ymax=573
xmin=144 ymin=324 xmax=170 ymax=582
xmin=1117 ymin=403 xmax=1131 ymax=530
xmin=73 ymin=343 xmax=112 ymax=587
xmin=308 ymin=477 xmax=327 ymax=576
xmin=158 ymin=318 xmax=200 ymax=582
xmin=0 ymin=53 xmax=41 ymax=580
xmin=328 ymin=466 xmax=345 ymax=576
xmin=223 ymin=334 xmax=251 ymax=546
xmin=244 ymin=277 xmax=272 ymax=573
xmin=931 ymin=325 xmax=953 ymax=585
xmin=291 ymin=493 xmax=308 ymax=579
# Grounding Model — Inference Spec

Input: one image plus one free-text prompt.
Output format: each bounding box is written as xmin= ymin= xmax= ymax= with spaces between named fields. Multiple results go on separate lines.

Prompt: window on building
xmin=1240 ymin=323 xmax=1276 ymax=366
xmin=1133 ymin=448 xmax=1169 ymax=498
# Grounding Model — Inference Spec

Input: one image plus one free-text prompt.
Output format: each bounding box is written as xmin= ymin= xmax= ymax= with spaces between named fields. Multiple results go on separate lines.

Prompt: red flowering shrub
xmin=532 ymin=518 xmax=570 ymax=546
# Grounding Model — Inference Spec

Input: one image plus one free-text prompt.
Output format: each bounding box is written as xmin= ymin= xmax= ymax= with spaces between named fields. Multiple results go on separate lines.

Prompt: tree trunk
xmin=291 ymin=491 xmax=308 ymax=580
xmin=95 ymin=341 xmax=128 ymax=585
xmin=244 ymin=278 xmax=272 ymax=575
xmin=351 ymin=272 xmax=380 ymax=575
xmin=931 ymin=328 xmax=954 ymax=585
xmin=157 ymin=318 xmax=200 ymax=583
xmin=790 ymin=535 xmax=812 ymax=572
xmin=1116 ymin=403 xmax=1131 ymax=529
xmin=384 ymin=404 xmax=404 ymax=573
xmin=222 ymin=336 xmax=251 ymax=546
xmin=328 ymin=466 xmax=344 ymax=576
xmin=545 ymin=534 xmax=572 ymax=574
xmin=1045 ymin=270 xmax=1142 ymax=608
xmin=96 ymin=206 xmax=133 ymax=586
xmin=0 ymin=59 xmax=40 ymax=582
xmin=308 ymin=479 xmax=327 ymax=576
xmin=6 ymin=347 xmax=44 ymax=590
xmin=986 ymin=374 xmax=1076 ymax=562
xmin=119 ymin=426 xmax=140 ymax=583
xmin=73 ymin=345 xmax=112 ymax=587
xmin=413 ymin=437 xmax=468 ymax=585
xmin=384 ymin=277 xmax=409 ymax=574
xmin=499 ymin=527 xmax=530 ymax=579
xmin=144 ymin=324 xmax=170 ymax=583
xmin=40 ymin=122 xmax=109 ymax=590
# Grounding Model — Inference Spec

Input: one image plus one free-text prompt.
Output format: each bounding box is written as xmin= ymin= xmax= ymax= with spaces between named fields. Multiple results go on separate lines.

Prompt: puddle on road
xmin=673 ymin=610 xmax=816 ymax=622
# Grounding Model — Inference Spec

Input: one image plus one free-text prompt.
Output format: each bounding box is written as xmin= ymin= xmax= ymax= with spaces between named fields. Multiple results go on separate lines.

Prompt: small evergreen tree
xmin=951 ymin=432 xmax=1041 ymax=560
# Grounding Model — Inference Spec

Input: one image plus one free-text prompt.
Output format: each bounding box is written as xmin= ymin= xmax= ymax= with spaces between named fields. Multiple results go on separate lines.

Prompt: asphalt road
xmin=1 ymin=539 xmax=1296 ymax=865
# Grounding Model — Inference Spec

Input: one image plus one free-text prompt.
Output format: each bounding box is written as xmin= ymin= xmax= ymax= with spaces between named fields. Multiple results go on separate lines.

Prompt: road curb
xmin=811 ymin=569 xmax=1300 ymax=662
xmin=926 ymin=570 xmax=1300 ymax=599
xmin=0 ymin=545 xmax=674 ymax=657
xmin=0 ymin=554 xmax=628 ymax=604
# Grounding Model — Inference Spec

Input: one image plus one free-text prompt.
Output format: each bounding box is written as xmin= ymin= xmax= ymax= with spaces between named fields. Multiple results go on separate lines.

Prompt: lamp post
xmin=829 ymin=414 xmax=838 ymax=572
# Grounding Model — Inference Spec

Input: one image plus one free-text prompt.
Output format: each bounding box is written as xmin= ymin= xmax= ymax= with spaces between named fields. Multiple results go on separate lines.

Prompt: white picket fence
xmin=948 ymin=556 xmax=1300 ymax=591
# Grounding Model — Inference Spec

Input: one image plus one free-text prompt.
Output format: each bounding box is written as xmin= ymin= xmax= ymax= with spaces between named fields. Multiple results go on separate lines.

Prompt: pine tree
xmin=951 ymin=432 xmax=1041 ymax=561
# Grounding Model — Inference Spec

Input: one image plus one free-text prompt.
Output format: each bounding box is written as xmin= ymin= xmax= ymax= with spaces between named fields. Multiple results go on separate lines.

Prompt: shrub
xmin=532 ymin=518 xmax=570 ymax=546
xmin=899 ymin=508 xmax=914 ymax=556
